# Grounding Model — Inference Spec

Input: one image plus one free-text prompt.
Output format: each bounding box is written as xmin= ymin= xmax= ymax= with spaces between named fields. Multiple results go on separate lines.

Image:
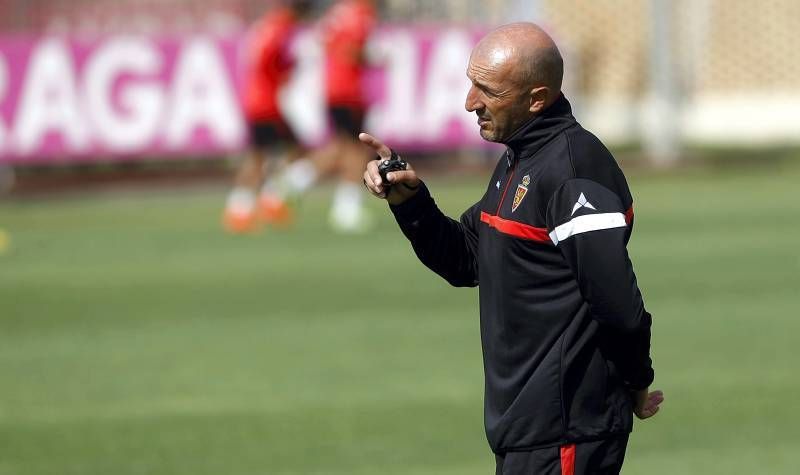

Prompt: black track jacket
xmin=389 ymin=95 xmax=654 ymax=454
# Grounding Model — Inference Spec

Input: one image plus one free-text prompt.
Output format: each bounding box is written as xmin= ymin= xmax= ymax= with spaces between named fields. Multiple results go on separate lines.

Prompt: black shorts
xmin=495 ymin=435 xmax=629 ymax=475
xmin=328 ymin=105 xmax=365 ymax=138
xmin=248 ymin=120 xmax=296 ymax=148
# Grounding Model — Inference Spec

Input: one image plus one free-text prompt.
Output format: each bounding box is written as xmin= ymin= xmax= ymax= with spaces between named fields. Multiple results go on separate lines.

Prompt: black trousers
xmin=495 ymin=435 xmax=629 ymax=475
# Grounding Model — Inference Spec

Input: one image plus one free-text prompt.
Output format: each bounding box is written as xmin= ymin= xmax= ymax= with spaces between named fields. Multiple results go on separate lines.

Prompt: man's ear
xmin=528 ymin=86 xmax=550 ymax=114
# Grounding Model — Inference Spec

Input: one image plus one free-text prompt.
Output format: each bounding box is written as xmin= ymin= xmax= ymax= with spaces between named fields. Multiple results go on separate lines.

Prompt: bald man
xmin=362 ymin=23 xmax=662 ymax=474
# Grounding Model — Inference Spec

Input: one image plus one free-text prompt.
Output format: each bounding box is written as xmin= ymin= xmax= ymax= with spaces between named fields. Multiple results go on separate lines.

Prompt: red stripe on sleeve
xmin=480 ymin=212 xmax=551 ymax=243
xmin=625 ymin=205 xmax=634 ymax=225
xmin=560 ymin=444 xmax=576 ymax=475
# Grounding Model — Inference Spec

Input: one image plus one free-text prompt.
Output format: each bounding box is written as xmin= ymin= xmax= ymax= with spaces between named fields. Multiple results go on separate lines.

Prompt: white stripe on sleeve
xmin=549 ymin=212 xmax=627 ymax=245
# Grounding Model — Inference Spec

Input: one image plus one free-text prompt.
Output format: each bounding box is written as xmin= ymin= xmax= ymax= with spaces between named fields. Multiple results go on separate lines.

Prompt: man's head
xmin=465 ymin=22 xmax=564 ymax=143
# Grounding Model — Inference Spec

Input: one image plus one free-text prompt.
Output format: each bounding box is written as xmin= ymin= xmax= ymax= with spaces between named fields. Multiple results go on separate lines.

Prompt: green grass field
xmin=1 ymin=162 xmax=799 ymax=474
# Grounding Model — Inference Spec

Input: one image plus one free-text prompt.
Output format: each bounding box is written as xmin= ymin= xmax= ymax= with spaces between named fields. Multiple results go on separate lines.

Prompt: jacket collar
xmin=503 ymin=93 xmax=576 ymax=164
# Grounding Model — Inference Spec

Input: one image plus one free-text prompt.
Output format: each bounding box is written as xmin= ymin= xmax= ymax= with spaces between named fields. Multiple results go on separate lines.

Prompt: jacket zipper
xmin=495 ymin=161 xmax=517 ymax=215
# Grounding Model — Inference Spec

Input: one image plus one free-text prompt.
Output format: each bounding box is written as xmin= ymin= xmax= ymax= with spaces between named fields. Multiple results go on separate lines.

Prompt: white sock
xmin=260 ymin=154 xmax=288 ymax=197
xmin=225 ymin=187 xmax=256 ymax=214
xmin=281 ymin=159 xmax=318 ymax=197
xmin=330 ymin=182 xmax=367 ymax=231
xmin=260 ymin=179 xmax=279 ymax=198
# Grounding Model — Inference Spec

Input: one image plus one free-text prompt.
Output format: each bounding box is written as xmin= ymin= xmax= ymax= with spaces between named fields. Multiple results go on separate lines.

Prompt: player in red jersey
xmin=277 ymin=0 xmax=377 ymax=232
xmin=223 ymin=0 xmax=312 ymax=234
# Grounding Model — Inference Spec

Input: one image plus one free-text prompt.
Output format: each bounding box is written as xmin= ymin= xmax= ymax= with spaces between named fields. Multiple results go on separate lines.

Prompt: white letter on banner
xmin=13 ymin=38 xmax=89 ymax=154
xmin=420 ymin=29 xmax=474 ymax=140
xmin=164 ymin=37 xmax=243 ymax=148
xmin=0 ymin=52 xmax=7 ymax=153
xmin=365 ymin=30 xmax=418 ymax=139
xmin=84 ymin=37 xmax=164 ymax=151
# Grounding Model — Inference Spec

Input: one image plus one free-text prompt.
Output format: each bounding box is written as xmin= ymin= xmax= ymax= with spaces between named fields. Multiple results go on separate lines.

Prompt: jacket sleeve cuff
xmin=623 ymin=312 xmax=655 ymax=390
xmin=389 ymin=182 xmax=435 ymax=226
xmin=625 ymin=366 xmax=655 ymax=391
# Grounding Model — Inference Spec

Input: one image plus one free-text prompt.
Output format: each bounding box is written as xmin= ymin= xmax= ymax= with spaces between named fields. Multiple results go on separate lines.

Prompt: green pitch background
xmin=1 ymin=163 xmax=799 ymax=474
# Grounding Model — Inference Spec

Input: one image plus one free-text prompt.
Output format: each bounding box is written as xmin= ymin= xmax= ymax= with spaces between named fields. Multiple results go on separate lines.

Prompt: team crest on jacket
xmin=511 ymin=175 xmax=531 ymax=212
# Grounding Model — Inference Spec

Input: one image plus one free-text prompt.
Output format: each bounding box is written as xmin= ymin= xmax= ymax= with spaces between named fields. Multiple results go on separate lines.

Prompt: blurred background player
xmin=223 ymin=0 xmax=312 ymax=234
xmin=277 ymin=0 xmax=377 ymax=233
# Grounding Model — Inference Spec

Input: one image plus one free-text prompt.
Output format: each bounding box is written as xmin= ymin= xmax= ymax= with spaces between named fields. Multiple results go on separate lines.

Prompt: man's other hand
xmin=632 ymin=388 xmax=664 ymax=420
xmin=359 ymin=132 xmax=420 ymax=205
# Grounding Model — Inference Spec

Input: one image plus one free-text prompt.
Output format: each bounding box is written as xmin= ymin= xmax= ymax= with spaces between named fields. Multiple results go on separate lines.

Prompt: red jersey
xmin=242 ymin=7 xmax=298 ymax=122
xmin=321 ymin=0 xmax=376 ymax=108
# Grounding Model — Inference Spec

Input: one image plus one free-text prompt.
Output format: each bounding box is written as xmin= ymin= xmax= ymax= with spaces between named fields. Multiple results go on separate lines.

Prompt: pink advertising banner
xmin=0 ymin=27 xmax=490 ymax=164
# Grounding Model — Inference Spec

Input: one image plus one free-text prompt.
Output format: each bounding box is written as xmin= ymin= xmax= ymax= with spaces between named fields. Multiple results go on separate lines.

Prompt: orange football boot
xmin=223 ymin=208 xmax=260 ymax=234
xmin=258 ymin=194 xmax=293 ymax=227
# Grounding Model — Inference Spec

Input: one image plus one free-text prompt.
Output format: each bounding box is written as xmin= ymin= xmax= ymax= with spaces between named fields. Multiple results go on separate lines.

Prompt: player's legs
xmin=256 ymin=143 xmax=299 ymax=227
xmin=269 ymin=106 xmax=370 ymax=232
xmin=223 ymin=121 xmax=296 ymax=233
xmin=495 ymin=435 xmax=629 ymax=475
xmin=224 ymin=149 xmax=265 ymax=233
xmin=327 ymin=105 xmax=371 ymax=232
xmin=269 ymin=118 xmax=348 ymax=208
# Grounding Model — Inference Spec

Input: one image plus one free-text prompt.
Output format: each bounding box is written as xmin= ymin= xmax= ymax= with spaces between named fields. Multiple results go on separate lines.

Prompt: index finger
xmin=358 ymin=132 xmax=392 ymax=160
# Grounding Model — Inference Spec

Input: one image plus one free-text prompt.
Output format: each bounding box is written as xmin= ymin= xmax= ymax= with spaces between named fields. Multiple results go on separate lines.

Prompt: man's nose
xmin=465 ymin=86 xmax=482 ymax=112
